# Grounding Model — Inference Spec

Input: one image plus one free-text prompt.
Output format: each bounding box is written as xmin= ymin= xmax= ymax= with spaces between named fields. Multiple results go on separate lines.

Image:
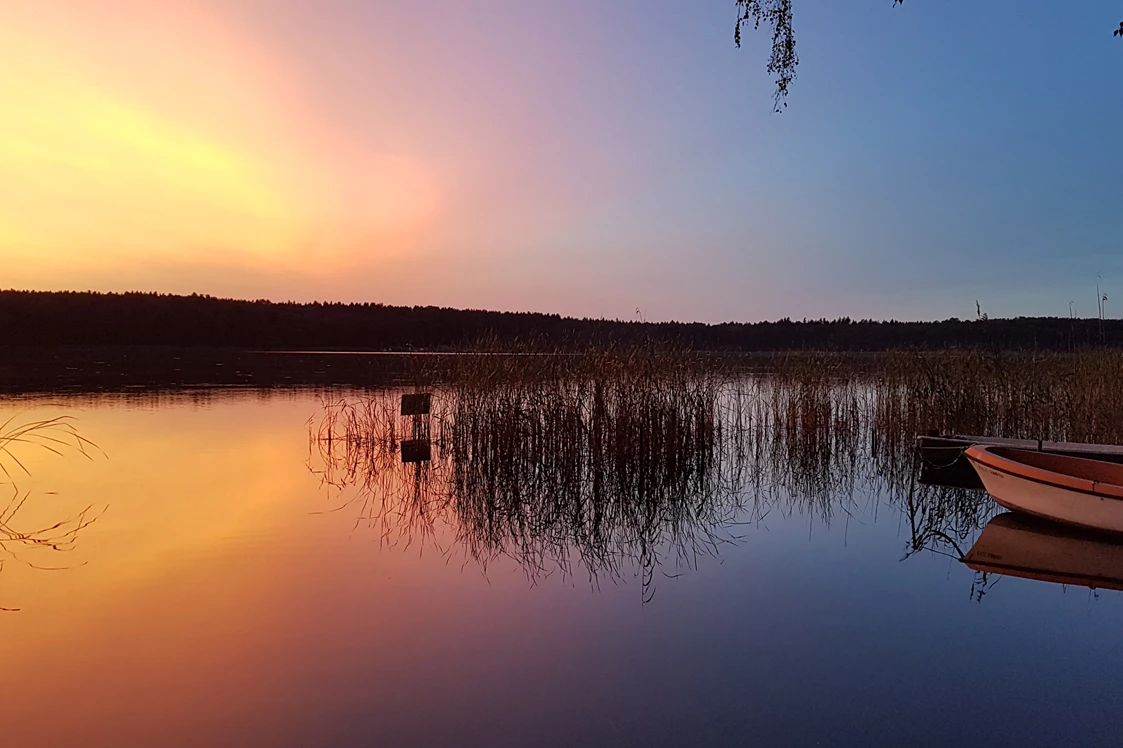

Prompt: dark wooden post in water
xmin=400 ymin=393 xmax=432 ymax=463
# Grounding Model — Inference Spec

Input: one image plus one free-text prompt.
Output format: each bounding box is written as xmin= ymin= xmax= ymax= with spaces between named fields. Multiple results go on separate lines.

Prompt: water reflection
xmin=307 ymin=377 xmax=997 ymax=598
xmin=964 ymin=512 xmax=1123 ymax=597
xmin=8 ymin=387 xmax=1123 ymax=747
xmin=306 ymin=376 xmax=1123 ymax=611
xmin=310 ymin=383 xmax=754 ymax=600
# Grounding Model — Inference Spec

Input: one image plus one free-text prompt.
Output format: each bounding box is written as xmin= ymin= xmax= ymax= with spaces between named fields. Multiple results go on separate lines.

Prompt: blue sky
xmin=530 ymin=0 xmax=1123 ymax=322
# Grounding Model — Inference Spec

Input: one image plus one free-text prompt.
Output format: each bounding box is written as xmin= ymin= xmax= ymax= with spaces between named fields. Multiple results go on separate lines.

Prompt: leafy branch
xmin=736 ymin=1 xmax=1122 ymax=110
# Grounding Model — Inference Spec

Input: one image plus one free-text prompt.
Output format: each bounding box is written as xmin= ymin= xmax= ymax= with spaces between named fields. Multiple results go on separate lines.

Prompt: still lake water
xmin=3 ymin=388 xmax=1123 ymax=747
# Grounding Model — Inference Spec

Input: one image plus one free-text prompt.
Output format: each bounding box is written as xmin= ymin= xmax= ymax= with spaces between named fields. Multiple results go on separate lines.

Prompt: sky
xmin=1 ymin=1 xmax=1120 ymax=323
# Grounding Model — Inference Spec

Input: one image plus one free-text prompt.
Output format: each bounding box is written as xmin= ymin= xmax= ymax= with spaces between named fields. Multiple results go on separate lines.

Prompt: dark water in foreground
xmin=2 ymin=389 xmax=1122 ymax=747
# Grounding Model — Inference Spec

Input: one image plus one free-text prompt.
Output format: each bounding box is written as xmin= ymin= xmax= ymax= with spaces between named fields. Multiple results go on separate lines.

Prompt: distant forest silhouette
xmin=3 ymin=290 xmax=1121 ymax=351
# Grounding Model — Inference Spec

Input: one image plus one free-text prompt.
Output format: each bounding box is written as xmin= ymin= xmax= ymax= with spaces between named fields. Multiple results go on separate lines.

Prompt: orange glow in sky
xmin=0 ymin=1 xmax=440 ymax=290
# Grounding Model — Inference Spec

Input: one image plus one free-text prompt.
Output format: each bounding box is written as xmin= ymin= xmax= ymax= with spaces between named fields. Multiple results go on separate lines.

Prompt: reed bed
xmin=873 ymin=350 xmax=1123 ymax=444
xmin=312 ymin=349 xmax=746 ymax=597
xmin=309 ymin=347 xmax=1123 ymax=590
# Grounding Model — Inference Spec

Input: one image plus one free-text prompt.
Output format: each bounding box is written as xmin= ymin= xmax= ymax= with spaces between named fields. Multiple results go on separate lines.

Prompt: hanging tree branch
xmin=734 ymin=0 xmax=797 ymax=112
xmin=736 ymin=2 xmax=1123 ymax=110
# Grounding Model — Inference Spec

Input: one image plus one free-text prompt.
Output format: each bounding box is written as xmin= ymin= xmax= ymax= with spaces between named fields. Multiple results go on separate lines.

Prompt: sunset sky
xmin=3 ymin=1 xmax=1120 ymax=322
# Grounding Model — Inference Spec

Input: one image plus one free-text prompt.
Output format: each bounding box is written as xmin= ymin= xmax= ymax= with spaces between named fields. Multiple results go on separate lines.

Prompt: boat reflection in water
xmin=963 ymin=511 xmax=1123 ymax=593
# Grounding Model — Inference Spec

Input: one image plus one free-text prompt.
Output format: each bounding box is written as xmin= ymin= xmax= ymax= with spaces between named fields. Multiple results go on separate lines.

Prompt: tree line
xmin=2 ymin=290 xmax=1121 ymax=351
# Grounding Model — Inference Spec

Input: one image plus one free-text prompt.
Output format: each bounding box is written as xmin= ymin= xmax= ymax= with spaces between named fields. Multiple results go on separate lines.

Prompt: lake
xmin=2 ymin=383 xmax=1122 ymax=747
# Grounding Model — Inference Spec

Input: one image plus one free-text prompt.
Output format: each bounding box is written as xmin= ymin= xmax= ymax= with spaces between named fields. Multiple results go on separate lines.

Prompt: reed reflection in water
xmin=309 ymin=351 xmax=1104 ymax=595
xmin=311 ymin=373 xmax=748 ymax=600
xmin=0 ymin=413 xmax=100 ymax=610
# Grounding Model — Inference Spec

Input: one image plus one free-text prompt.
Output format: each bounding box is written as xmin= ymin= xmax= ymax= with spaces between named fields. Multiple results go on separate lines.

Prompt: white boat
xmin=963 ymin=512 xmax=1123 ymax=592
xmin=965 ymin=445 xmax=1123 ymax=533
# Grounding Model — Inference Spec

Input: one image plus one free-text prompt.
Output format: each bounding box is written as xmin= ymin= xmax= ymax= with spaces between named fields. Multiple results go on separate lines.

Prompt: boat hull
xmin=967 ymin=446 xmax=1123 ymax=534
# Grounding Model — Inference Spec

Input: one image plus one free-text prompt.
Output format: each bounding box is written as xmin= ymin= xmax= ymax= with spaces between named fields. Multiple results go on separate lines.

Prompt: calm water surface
xmin=2 ymin=389 xmax=1121 ymax=747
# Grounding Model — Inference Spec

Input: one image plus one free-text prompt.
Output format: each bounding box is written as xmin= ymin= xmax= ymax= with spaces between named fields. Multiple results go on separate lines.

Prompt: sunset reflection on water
xmin=3 ymin=390 xmax=1123 ymax=748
